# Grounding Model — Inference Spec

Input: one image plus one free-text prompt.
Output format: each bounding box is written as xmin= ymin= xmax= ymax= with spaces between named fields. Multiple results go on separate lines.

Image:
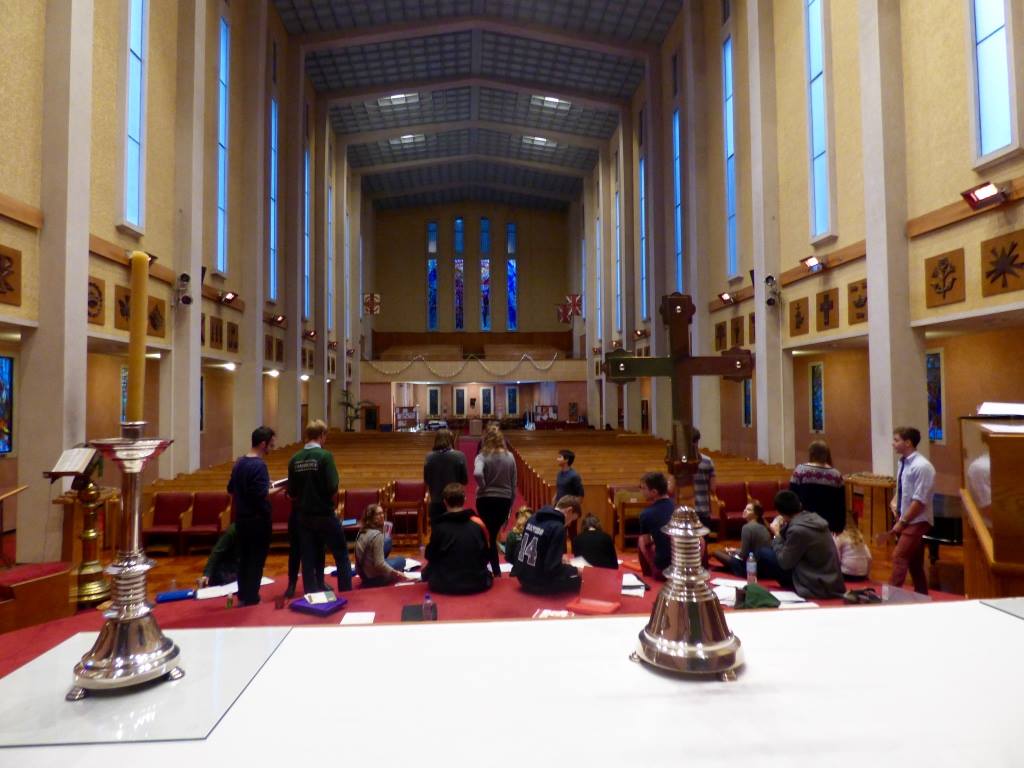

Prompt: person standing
xmin=474 ymin=429 xmax=517 ymax=577
xmin=790 ymin=440 xmax=846 ymax=534
xmin=227 ymin=426 xmax=276 ymax=606
xmin=889 ymin=426 xmax=935 ymax=595
xmin=423 ymin=429 xmax=468 ymax=525
xmin=690 ymin=430 xmax=717 ymax=530
xmin=288 ymin=420 xmax=351 ymax=594
xmin=553 ymin=449 xmax=584 ymax=503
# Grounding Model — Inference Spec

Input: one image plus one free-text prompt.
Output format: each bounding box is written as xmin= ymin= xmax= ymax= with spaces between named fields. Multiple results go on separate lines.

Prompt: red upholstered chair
xmin=142 ymin=492 xmax=192 ymax=554
xmin=384 ymin=480 xmax=427 ymax=547
xmin=181 ymin=491 xmax=231 ymax=553
xmin=270 ymin=491 xmax=291 ymax=543
xmin=715 ymin=482 xmax=749 ymax=539
xmin=747 ymin=480 xmax=781 ymax=521
xmin=341 ymin=489 xmax=380 ymax=537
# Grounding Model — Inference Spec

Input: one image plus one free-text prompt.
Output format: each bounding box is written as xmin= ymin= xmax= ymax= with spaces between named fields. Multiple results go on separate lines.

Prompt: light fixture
xmin=591 ymin=345 xmax=602 ymax=355
xmin=328 ymin=341 xmax=338 ymax=351
xmin=522 ymin=135 xmax=558 ymax=149
xmin=961 ymin=181 xmax=1009 ymax=210
xmin=222 ymin=362 xmax=236 ymax=372
xmin=530 ymin=94 xmax=572 ymax=112
xmin=800 ymin=255 xmax=826 ymax=273
xmin=718 ymin=292 xmax=735 ymax=304
xmin=299 ymin=373 xmax=310 ymax=382
xmin=377 ymin=92 xmax=419 ymax=107
xmin=264 ymin=369 xmax=280 ymax=378
xmin=218 ymin=290 xmax=238 ymax=305
xmin=145 ymin=352 xmax=161 ymax=359
xmin=303 ymin=329 xmax=317 ymax=340
xmin=633 ymin=328 xmax=650 ymax=339
xmin=325 ymin=377 xmax=332 ymax=384
xmin=389 ymin=133 xmax=425 ymax=147
xmin=265 ymin=313 xmax=286 ymax=327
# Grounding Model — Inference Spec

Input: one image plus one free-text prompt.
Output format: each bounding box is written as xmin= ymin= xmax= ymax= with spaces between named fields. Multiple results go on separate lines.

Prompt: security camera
xmin=764 ymin=274 xmax=776 ymax=287
xmin=174 ymin=273 xmax=193 ymax=306
xmin=766 ymin=295 xmax=777 ymax=307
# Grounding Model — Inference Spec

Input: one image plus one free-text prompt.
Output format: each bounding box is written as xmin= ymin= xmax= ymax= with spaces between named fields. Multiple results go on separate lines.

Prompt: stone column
xmin=859 ymin=0 xmax=928 ymax=470
xmin=18 ymin=0 xmax=94 ymax=561
xmin=161 ymin=0 xmax=205 ymax=478
xmin=747 ymin=0 xmax=794 ymax=467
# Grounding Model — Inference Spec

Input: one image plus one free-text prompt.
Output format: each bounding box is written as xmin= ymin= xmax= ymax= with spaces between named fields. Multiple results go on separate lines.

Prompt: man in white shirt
xmin=889 ymin=426 xmax=936 ymax=595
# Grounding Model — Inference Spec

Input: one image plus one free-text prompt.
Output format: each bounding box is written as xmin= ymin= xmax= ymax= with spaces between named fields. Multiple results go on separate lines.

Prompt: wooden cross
xmin=818 ymin=292 xmax=835 ymax=327
xmin=601 ymin=293 xmax=753 ymax=487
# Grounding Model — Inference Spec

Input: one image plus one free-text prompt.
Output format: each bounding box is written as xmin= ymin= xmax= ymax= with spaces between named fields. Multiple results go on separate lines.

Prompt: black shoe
xmin=283 ymin=583 xmax=296 ymax=599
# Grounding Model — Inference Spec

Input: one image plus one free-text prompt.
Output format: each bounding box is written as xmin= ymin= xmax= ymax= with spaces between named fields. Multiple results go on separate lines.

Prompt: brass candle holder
xmin=68 ymin=480 xmax=111 ymax=608
xmin=631 ymin=505 xmax=743 ymax=681
xmin=66 ymin=422 xmax=182 ymax=701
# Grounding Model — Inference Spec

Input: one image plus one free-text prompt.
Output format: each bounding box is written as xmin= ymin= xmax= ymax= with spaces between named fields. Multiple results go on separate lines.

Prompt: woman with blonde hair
xmin=354 ymin=504 xmax=411 ymax=588
xmin=834 ymin=510 xmax=872 ymax=581
xmin=503 ymin=506 xmax=533 ymax=564
xmin=474 ymin=428 xmax=517 ymax=577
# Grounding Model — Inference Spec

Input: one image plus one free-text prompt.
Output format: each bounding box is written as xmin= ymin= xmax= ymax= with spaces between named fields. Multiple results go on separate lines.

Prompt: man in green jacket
xmin=288 ymin=420 xmax=351 ymax=594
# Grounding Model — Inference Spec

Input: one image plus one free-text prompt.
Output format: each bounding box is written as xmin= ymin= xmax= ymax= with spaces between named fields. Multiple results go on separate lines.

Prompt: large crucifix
xmin=601 ymin=293 xmax=754 ymax=489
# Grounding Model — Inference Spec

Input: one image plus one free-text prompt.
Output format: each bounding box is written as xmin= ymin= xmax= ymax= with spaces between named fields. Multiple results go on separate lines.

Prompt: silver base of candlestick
xmin=631 ymin=506 xmax=743 ymax=681
xmin=67 ymin=422 xmax=182 ymax=700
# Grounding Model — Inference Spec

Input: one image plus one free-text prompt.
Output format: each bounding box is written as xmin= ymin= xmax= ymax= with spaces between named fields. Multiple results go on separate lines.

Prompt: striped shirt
xmin=693 ymin=453 xmax=715 ymax=520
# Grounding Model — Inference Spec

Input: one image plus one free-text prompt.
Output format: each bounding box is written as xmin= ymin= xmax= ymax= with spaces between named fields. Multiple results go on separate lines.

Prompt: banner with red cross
xmin=556 ymin=303 xmax=572 ymax=324
xmin=565 ymin=293 xmax=582 ymax=318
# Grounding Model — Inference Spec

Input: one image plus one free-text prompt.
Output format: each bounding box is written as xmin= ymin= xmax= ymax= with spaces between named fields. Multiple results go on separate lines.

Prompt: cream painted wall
xmin=372 ymin=203 xmax=569 ymax=333
xmin=0 ymin=0 xmax=45 ymax=207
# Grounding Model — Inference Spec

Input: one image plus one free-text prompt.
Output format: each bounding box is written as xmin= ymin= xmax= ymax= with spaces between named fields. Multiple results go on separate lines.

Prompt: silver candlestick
xmin=66 ymin=422 xmax=183 ymax=701
xmin=631 ymin=505 xmax=743 ymax=681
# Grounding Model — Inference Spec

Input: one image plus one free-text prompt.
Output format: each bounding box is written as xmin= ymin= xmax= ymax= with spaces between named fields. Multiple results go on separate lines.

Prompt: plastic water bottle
xmin=746 ymin=553 xmax=757 ymax=584
xmin=422 ymin=592 xmax=437 ymax=621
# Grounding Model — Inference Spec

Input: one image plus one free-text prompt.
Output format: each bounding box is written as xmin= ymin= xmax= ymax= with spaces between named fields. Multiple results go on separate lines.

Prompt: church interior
xmin=2 ymin=0 xmax=1024 ymax=761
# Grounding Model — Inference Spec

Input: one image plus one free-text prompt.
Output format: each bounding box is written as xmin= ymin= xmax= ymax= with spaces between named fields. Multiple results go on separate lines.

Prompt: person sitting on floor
xmin=355 ymin=504 xmax=411 ymax=588
xmin=834 ymin=510 xmax=872 ymax=581
xmin=572 ymin=515 xmax=618 ymax=569
xmin=638 ymin=471 xmax=675 ymax=572
xmin=503 ymin=506 xmax=532 ymax=565
xmin=513 ymin=495 xmax=583 ymax=594
xmin=712 ymin=501 xmax=772 ymax=578
xmin=421 ymin=483 xmax=492 ymax=595
xmin=756 ymin=490 xmax=846 ymax=599
xmin=199 ymin=523 xmax=239 ymax=587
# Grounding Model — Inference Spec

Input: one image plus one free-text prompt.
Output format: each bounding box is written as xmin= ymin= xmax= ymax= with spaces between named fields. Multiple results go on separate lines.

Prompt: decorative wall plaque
xmin=980 ymin=231 xmax=1024 ymax=297
xmin=226 ymin=321 xmax=239 ymax=353
xmin=87 ymin=276 xmax=105 ymax=325
xmin=210 ymin=316 xmax=224 ymax=349
xmin=275 ymin=338 xmax=284 ymax=363
xmin=265 ymin=334 xmax=274 ymax=359
xmin=848 ymin=279 xmax=868 ymax=323
xmin=748 ymin=313 xmax=755 ymax=345
xmin=0 ymin=245 xmax=23 ymax=307
xmin=816 ymin=288 xmax=840 ymax=331
xmin=714 ymin=321 xmax=727 ymax=351
xmin=114 ymin=285 xmax=131 ymax=330
xmin=147 ymin=297 xmax=166 ymax=338
xmin=925 ymin=249 xmax=965 ymax=307
xmin=789 ymin=297 xmax=809 ymax=336
xmin=730 ymin=316 xmax=744 ymax=347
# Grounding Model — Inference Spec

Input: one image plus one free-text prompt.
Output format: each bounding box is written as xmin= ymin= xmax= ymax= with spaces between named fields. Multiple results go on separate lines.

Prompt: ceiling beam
xmin=351 ymin=153 xmax=589 ymax=177
xmin=338 ymin=120 xmax=606 ymax=151
xmin=300 ymin=16 xmax=654 ymax=61
xmin=321 ymin=75 xmax=626 ymax=114
xmin=368 ymin=180 xmax=576 ymax=203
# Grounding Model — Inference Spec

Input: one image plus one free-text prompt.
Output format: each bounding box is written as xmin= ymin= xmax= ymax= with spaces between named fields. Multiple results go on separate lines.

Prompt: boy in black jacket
xmin=422 ymin=483 xmax=492 ymax=595
xmin=513 ymin=496 xmax=582 ymax=594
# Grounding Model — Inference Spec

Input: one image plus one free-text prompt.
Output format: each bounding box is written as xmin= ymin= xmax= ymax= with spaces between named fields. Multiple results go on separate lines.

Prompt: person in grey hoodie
xmin=474 ymin=429 xmax=517 ymax=577
xmin=756 ymin=490 xmax=845 ymax=599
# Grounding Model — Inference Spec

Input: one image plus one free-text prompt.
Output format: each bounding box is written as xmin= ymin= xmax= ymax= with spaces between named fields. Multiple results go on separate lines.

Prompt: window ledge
xmin=810 ymin=232 xmax=838 ymax=248
xmin=727 ymin=274 xmax=745 ymax=285
xmin=973 ymin=142 xmax=1024 ymax=173
xmin=116 ymin=221 xmax=145 ymax=239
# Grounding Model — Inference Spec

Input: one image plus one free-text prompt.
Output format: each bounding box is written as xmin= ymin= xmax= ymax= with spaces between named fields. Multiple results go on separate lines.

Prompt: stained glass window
xmin=455 ymin=388 xmax=466 ymax=416
xmin=614 ymin=190 xmax=622 ymax=332
xmin=480 ymin=258 xmax=491 ymax=330
xmin=810 ymin=362 xmax=825 ymax=433
xmin=427 ymin=258 xmax=438 ymax=330
xmin=454 ymin=257 xmax=465 ymax=330
xmin=506 ymin=222 xmax=517 ymax=255
xmin=742 ymin=378 xmax=752 ymax=428
xmin=427 ymin=221 xmax=438 ymax=253
xmin=124 ymin=0 xmax=147 ymax=229
xmin=506 ymin=258 xmax=518 ymax=331
xmin=673 ymin=109 xmax=684 ymax=292
xmin=480 ymin=217 xmax=490 ymax=254
xmin=723 ymin=35 xmax=737 ymax=276
xmin=303 ymin=147 xmax=310 ymax=319
xmin=454 ymin=217 xmax=464 ymax=255
xmin=268 ymin=98 xmax=279 ymax=301
xmin=638 ymin=156 xmax=649 ymax=319
xmin=428 ymin=387 xmax=440 ymax=417
xmin=927 ymin=351 xmax=944 ymax=442
xmin=216 ymin=18 xmax=230 ymax=273
xmin=595 ymin=216 xmax=602 ymax=339
xmin=507 ymin=386 xmax=518 ymax=416
xmin=481 ymin=387 xmax=493 ymax=416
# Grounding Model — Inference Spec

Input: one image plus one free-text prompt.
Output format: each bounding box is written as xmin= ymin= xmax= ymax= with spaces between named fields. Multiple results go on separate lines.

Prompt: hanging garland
xmin=364 ymin=353 xmax=563 ymax=379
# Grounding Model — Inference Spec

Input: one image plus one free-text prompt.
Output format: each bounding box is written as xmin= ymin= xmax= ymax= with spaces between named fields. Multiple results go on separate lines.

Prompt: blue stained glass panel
xmin=454 ymin=257 xmax=465 ymax=329
xmin=480 ymin=217 xmax=490 ymax=254
xmin=638 ymin=156 xmax=648 ymax=319
xmin=480 ymin=258 xmax=491 ymax=331
xmin=672 ymin=109 xmax=684 ymax=293
xmin=927 ymin=352 xmax=943 ymax=441
xmin=506 ymin=258 xmax=518 ymax=330
xmin=427 ymin=221 xmax=438 ymax=253
xmin=454 ymin=217 xmax=464 ymax=255
xmin=810 ymin=363 xmax=824 ymax=432
xmin=506 ymin=222 xmax=517 ymax=255
xmin=507 ymin=387 xmax=518 ymax=416
xmin=427 ymin=258 xmax=438 ymax=330
xmin=742 ymin=378 xmax=752 ymax=428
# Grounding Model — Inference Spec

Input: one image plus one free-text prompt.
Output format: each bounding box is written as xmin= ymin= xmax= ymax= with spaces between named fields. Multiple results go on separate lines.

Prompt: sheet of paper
xmin=499 ymin=562 xmax=514 ymax=574
xmin=395 ymin=580 xmax=418 ymax=587
xmin=712 ymin=585 xmax=737 ymax=607
xmin=402 ymin=572 xmax=422 ymax=582
xmin=195 ymin=583 xmax=237 ymax=600
xmin=568 ymin=556 xmax=590 ymax=569
xmin=402 ymin=558 xmax=421 ymax=571
xmin=532 ymin=609 xmax=574 ymax=619
xmin=340 ymin=612 xmax=376 ymax=625
xmin=769 ymin=590 xmax=807 ymax=603
xmin=780 ymin=601 xmax=819 ymax=609
xmin=323 ymin=566 xmax=337 ymax=575
xmin=711 ymin=577 xmax=748 ymax=589
xmin=622 ymin=573 xmax=645 ymax=589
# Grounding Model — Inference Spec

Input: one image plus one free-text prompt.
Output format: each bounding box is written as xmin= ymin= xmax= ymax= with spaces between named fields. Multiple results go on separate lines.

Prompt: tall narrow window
xmin=302 ymin=147 xmax=310 ymax=320
xmin=427 ymin=258 xmax=438 ymax=330
xmin=480 ymin=217 xmax=490 ymax=255
xmin=216 ymin=17 xmax=230 ymax=273
xmin=972 ymin=0 xmax=1013 ymax=158
xmin=506 ymin=222 xmax=518 ymax=331
xmin=723 ymin=35 xmax=738 ymax=277
xmin=742 ymin=378 xmax=753 ymax=428
xmin=343 ymin=210 xmax=351 ymax=341
xmin=506 ymin=386 xmax=519 ymax=416
xmin=638 ymin=156 xmax=649 ymax=320
xmin=268 ymin=98 xmax=279 ymax=301
xmin=614 ymin=190 xmax=622 ymax=332
xmin=480 ymin=258 xmax=491 ymax=331
xmin=428 ymin=387 xmax=441 ymax=417
xmin=326 ymin=180 xmax=335 ymax=331
xmin=595 ymin=217 xmax=603 ymax=340
xmin=358 ymin=235 xmax=364 ymax=318
xmin=123 ymin=0 xmax=147 ymax=229
xmin=427 ymin=221 xmax=438 ymax=254
xmin=672 ymin=109 xmax=684 ymax=293
xmin=454 ymin=258 xmax=465 ymax=330
xmin=809 ymin=361 xmax=825 ymax=433
xmin=454 ymin=216 xmax=465 ymax=256
xmin=805 ymin=0 xmax=832 ymax=238
xmin=580 ymin=236 xmax=587 ymax=318
xmin=926 ymin=351 xmax=945 ymax=442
